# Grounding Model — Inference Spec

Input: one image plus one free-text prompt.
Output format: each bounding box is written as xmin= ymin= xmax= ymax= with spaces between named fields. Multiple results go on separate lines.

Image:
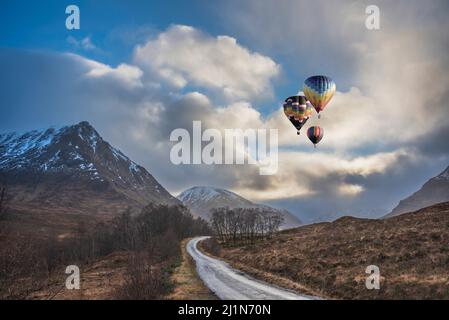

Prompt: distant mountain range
xmin=9 ymin=121 xmax=444 ymax=229
xmin=178 ymin=186 xmax=302 ymax=229
xmin=0 ymin=121 xmax=178 ymax=216
xmin=384 ymin=165 xmax=449 ymax=218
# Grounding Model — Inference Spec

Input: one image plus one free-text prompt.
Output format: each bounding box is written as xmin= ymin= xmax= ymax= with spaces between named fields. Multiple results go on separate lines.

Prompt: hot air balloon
xmin=305 ymin=101 xmax=314 ymax=118
xmin=307 ymin=126 xmax=324 ymax=148
xmin=304 ymin=75 xmax=336 ymax=118
xmin=283 ymin=95 xmax=310 ymax=135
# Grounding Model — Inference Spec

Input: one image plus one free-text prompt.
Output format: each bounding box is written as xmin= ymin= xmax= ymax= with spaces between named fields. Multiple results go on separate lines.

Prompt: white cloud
xmin=134 ymin=25 xmax=280 ymax=100
xmin=88 ymin=63 xmax=143 ymax=89
xmin=218 ymin=0 xmax=449 ymax=153
xmin=67 ymin=36 xmax=96 ymax=51
xmin=132 ymin=90 xmax=416 ymax=203
xmin=232 ymin=148 xmax=414 ymax=201
xmin=69 ymin=54 xmax=144 ymax=89
xmin=338 ymin=184 xmax=364 ymax=196
xmin=4 ymin=8 xmax=449 ymax=221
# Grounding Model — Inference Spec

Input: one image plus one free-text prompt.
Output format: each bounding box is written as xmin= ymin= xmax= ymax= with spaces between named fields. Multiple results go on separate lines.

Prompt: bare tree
xmin=210 ymin=207 xmax=284 ymax=245
xmin=0 ymin=183 xmax=9 ymax=221
xmin=1 ymin=203 xmax=210 ymax=299
xmin=211 ymin=209 xmax=226 ymax=242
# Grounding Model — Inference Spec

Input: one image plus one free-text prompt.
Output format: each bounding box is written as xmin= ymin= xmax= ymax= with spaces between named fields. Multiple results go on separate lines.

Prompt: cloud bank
xmin=1 ymin=4 xmax=449 ymax=223
xmin=134 ymin=25 xmax=280 ymax=101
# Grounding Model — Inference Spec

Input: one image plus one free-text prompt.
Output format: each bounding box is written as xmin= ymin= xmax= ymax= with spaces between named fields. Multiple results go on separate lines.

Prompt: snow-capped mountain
xmin=385 ymin=165 xmax=449 ymax=218
xmin=178 ymin=186 xmax=302 ymax=229
xmin=0 ymin=121 xmax=178 ymax=215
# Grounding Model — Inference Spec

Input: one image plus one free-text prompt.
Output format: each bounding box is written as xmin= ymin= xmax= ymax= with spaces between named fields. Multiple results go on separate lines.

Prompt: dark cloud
xmin=409 ymin=115 xmax=449 ymax=158
xmin=265 ymin=154 xmax=449 ymax=223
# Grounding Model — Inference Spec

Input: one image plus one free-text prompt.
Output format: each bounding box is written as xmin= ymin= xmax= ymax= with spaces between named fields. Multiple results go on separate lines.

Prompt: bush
xmin=115 ymin=252 xmax=169 ymax=300
xmin=0 ymin=203 xmax=211 ymax=299
xmin=0 ymin=237 xmax=54 ymax=299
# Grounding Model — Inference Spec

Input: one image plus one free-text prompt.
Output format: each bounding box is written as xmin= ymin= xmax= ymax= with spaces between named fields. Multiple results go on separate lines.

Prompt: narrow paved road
xmin=187 ymin=236 xmax=318 ymax=300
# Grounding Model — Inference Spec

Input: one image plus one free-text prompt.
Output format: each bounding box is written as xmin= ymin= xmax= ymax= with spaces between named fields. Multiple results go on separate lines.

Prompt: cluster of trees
xmin=0 ymin=203 xmax=210 ymax=299
xmin=64 ymin=204 xmax=210 ymax=263
xmin=210 ymin=207 xmax=284 ymax=245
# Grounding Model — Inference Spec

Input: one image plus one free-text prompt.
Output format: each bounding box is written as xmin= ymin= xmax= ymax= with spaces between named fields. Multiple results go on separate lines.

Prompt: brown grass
xmin=167 ymin=238 xmax=216 ymax=300
xmin=29 ymin=251 xmax=128 ymax=300
xmin=206 ymin=202 xmax=449 ymax=300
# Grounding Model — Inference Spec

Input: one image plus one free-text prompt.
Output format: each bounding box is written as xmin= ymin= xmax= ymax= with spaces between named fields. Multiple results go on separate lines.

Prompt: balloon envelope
xmin=307 ymin=126 xmax=324 ymax=145
xmin=289 ymin=117 xmax=309 ymax=132
xmin=304 ymin=75 xmax=336 ymax=113
xmin=305 ymin=101 xmax=314 ymax=118
xmin=283 ymin=95 xmax=310 ymax=132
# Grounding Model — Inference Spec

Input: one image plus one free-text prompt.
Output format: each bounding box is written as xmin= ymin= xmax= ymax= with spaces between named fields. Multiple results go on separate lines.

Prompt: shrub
xmin=115 ymin=252 xmax=169 ymax=300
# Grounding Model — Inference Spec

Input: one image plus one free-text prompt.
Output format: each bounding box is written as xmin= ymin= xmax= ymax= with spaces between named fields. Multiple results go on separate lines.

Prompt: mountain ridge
xmin=178 ymin=186 xmax=302 ymax=229
xmin=384 ymin=165 xmax=449 ymax=218
xmin=0 ymin=121 xmax=179 ymax=216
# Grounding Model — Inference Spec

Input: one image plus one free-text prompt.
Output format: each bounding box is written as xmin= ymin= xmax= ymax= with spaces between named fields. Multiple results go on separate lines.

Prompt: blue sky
xmin=0 ymin=0 xmax=354 ymax=115
xmin=1 ymin=1 xmax=213 ymax=62
xmin=1 ymin=0 xmax=448 ymax=222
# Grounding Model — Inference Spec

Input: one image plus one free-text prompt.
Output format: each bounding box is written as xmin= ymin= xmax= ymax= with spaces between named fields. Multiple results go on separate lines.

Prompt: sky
xmin=1 ymin=0 xmax=449 ymax=223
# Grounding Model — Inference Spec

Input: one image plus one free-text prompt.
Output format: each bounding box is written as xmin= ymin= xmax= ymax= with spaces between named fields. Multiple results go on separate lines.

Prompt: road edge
xmin=198 ymin=237 xmax=327 ymax=299
xmin=167 ymin=238 xmax=217 ymax=300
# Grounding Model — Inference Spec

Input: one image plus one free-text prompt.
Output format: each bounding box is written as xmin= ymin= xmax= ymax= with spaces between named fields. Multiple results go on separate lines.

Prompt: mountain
xmin=178 ymin=186 xmax=302 ymax=229
xmin=0 ymin=121 xmax=179 ymax=217
xmin=385 ymin=165 xmax=449 ymax=218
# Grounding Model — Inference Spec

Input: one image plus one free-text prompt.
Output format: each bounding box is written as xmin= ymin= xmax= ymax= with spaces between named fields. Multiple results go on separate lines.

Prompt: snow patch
xmin=178 ymin=186 xmax=241 ymax=203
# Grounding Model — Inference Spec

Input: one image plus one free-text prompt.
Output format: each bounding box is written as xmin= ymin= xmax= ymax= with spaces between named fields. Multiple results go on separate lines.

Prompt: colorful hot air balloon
xmin=283 ymin=95 xmax=310 ymax=135
xmin=307 ymin=126 xmax=324 ymax=148
xmin=305 ymin=101 xmax=314 ymax=118
xmin=304 ymin=75 xmax=336 ymax=118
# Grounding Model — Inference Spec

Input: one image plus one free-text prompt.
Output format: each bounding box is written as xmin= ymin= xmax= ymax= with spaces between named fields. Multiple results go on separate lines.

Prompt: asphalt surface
xmin=187 ymin=236 xmax=318 ymax=300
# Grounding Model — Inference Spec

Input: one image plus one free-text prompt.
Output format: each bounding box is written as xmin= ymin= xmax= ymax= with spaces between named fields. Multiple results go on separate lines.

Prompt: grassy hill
xmin=209 ymin=202 xmax=449 ymax=299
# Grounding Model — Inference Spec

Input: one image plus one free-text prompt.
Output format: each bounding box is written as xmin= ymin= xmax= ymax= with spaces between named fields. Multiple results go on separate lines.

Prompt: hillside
xmin=385 ymin=165 xmax=449 ymax=217
xmin=0 ymin=121 xmax=179 ymax=213
xmin=0 ymin=121 xmax=179 ymax=237
xmin=178 ymin=186 xmax=302 ymax=229
xmin=208 ymin=202 xmax=449 ymax=299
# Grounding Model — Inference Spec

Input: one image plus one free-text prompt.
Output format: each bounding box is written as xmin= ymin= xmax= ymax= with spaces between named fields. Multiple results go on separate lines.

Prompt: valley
xmin=1 ymin=121 xmax=449 ymax=300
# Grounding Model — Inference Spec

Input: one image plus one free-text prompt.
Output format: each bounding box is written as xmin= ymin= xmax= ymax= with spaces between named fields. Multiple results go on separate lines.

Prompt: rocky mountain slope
xmin=178 ymin=186 xmax=302 ymax=229
xmin=0 ymin=121 xmax=178 ymax=217
xmin=385 ymin=165 xmax=449 ymax=217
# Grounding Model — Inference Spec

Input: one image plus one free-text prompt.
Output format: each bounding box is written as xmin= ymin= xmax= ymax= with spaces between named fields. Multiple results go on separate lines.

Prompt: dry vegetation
xmin=168 ymin=238 xmax=216 ymax=300
xmin=29 ymin=251 xmax=129 ymax=300
xmin=210 ymin=207 xmax=284 ymax=245
xmin=204 ymin=202 xmax=449 ymax=299
xmin=0 ymin=201 xmax=210 ymax=300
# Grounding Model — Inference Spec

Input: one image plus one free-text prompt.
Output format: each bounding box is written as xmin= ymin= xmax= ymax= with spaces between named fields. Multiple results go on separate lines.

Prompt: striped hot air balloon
xmin=307 ymin=126 xmax=324 ymax=148
xmin=304 ymin=75 xmax=336 ymax=118
xmin=283 ymin=95 xmax=310 ymax=135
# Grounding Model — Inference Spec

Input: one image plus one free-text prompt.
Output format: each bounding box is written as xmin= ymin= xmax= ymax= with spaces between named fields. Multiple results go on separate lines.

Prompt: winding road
xmin=187 ymin=236 xmax=317 ymax=300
